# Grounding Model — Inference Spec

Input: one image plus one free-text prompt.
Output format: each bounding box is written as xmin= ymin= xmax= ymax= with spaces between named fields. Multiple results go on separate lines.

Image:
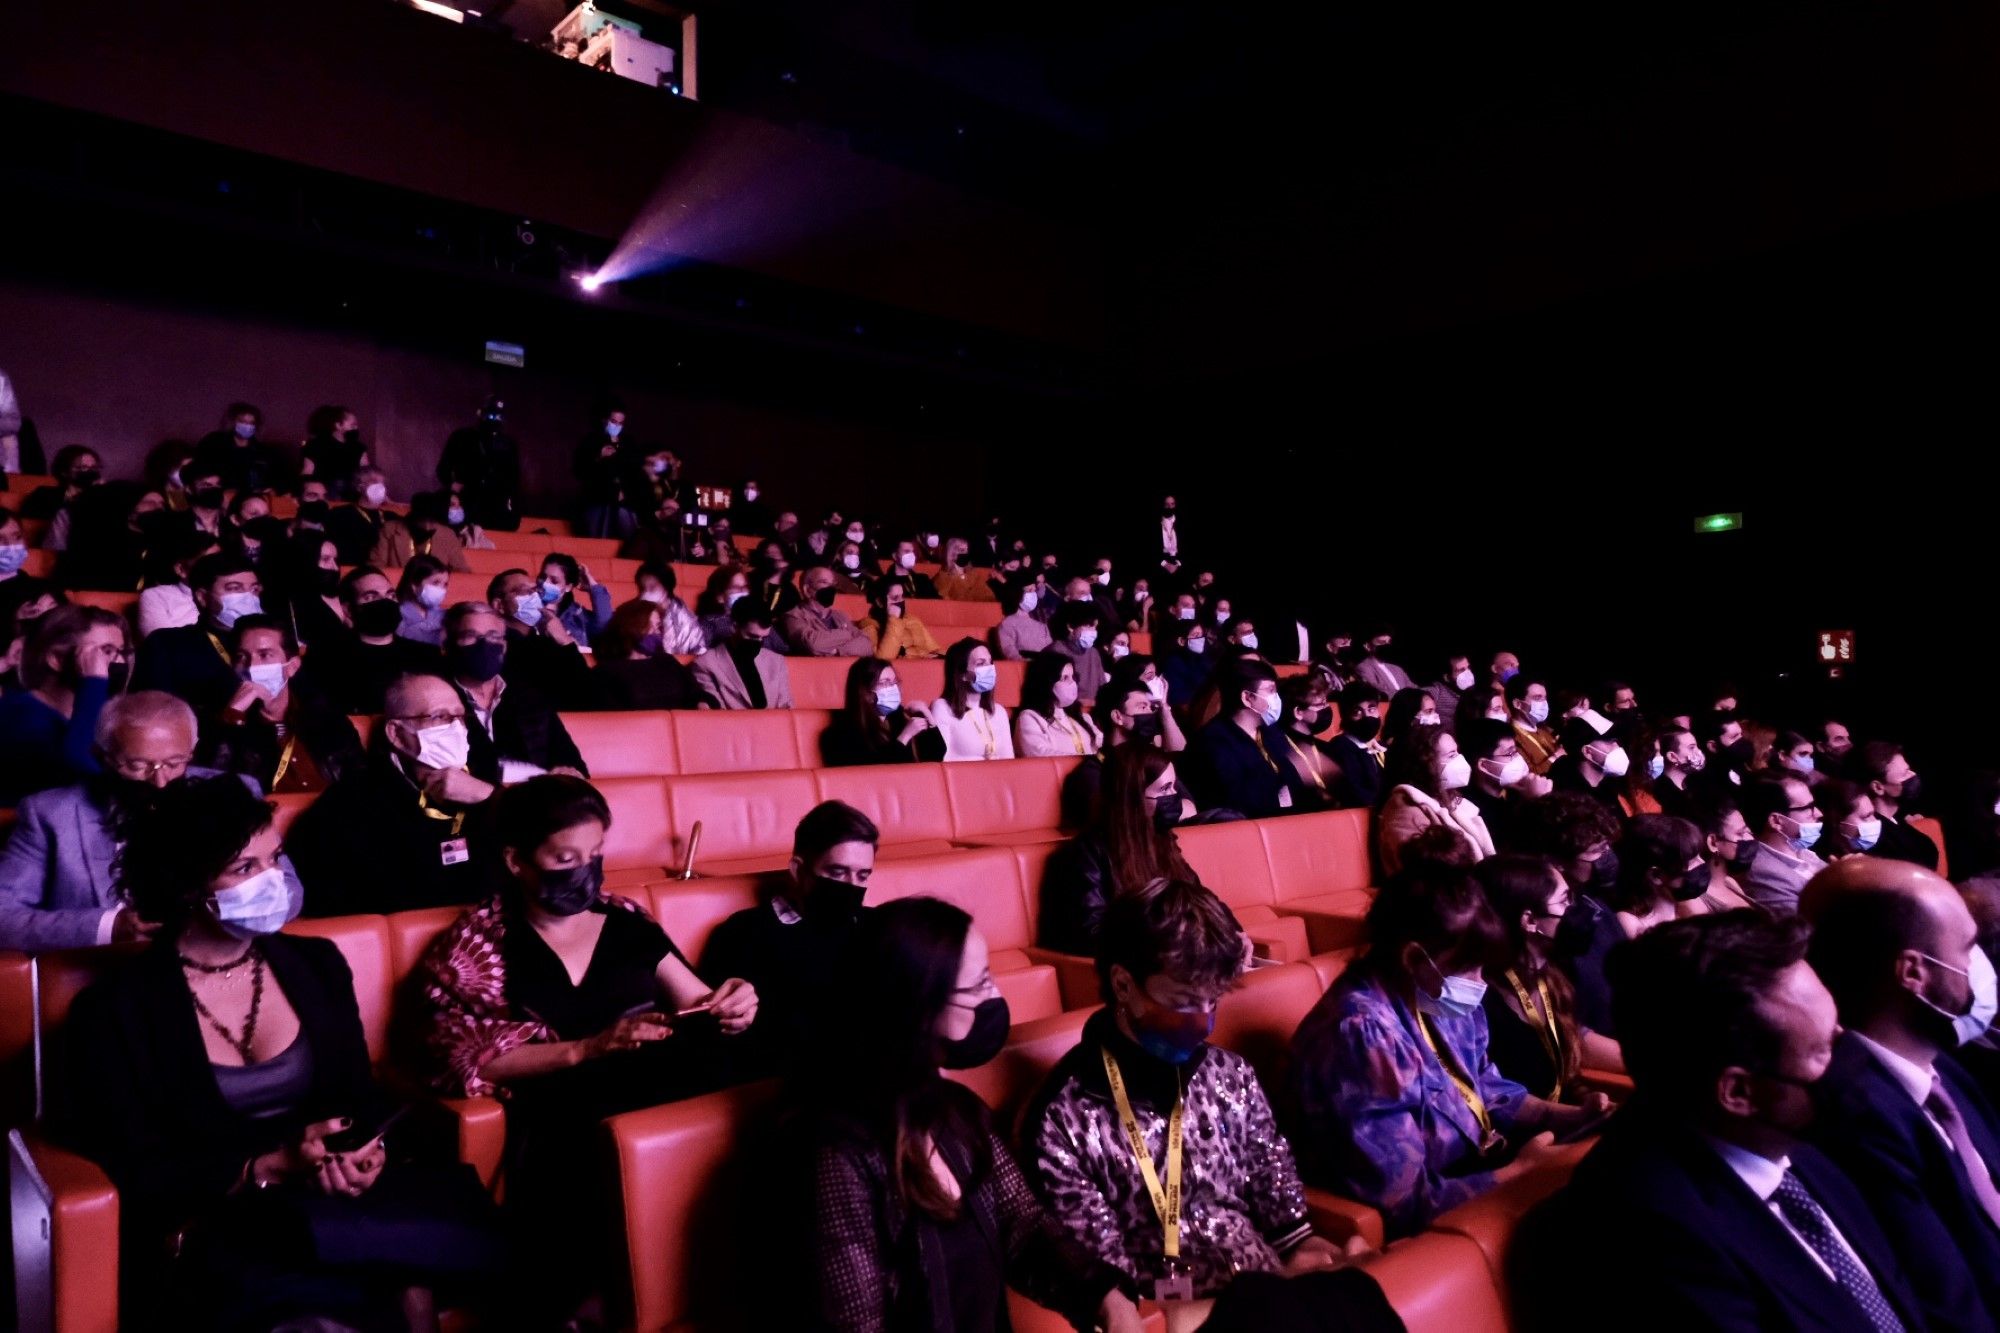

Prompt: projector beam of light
xmin=578 ymin=272 xmax=605 ymax=293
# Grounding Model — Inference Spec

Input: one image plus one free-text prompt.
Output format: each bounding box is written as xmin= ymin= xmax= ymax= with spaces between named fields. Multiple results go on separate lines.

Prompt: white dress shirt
xmin=1706 ymin=1137 xmax=1869 ymax=1284
xmin=1848 ymin=1031 xmax=1954 ymax=1149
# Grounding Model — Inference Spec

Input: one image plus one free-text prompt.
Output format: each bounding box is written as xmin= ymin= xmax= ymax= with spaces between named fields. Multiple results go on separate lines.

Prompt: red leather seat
xmin=1431 ymin=1145 xmax=1590 ymax=1280
xmin=1910 ymin=815 xmax=1948 ymax=877
xmin=9 ymin=1128 xmax=120 ymax=1333
xmin=1209 ymin=960 xmax=1324 ymax=1091
xmin=595 ymin=776 xmax=679 ymax=887
xmin=791 ymin=708 xmax=835 ymax=766
xmin=558 ymin=710 xmax=678 ymax=778
xmin=948 ymin=1008 xmax=1091 ymax=1134
xmin=669 ymin=709 xmax=803 ymax=775
xmin=646 ymin=876 xmax=766 ymax=965
xmin=893 ymin=658 xmax=947 ymax=703
xmin=0 ymin=950 xmax=35 ymax=1124
xmin=1307 ymin=948 xmax=1358 ymax=992
xmin=1363 ymin=1231 xmax=1508 ymax=1333
xmin=785 ymin=657 xmax=853 ymax=710
xmin=267 ymin=790 xmax=316 ymax=839
xmin=282 ymin=915 xmax=395 ymax=1065
xmin=607 ymin=1081 xmax=781 ymax=1331
xmin=919 ymin=599 xmax=1005 ymax=631
xmin=666 ymin=770 xmax=820 ymax=876
xmin=1178 ymin=820 xmax=1309 ymax=962
xmin=946 ymin=758 xmax=1070 ymax=845
xmin=866 ymin=848 xmax=1063 ymax=1022
xmin=1264 ymin=808 xmax=1376 ymax=951
xmin=384 ymin=904 xmax=463 ymax=981
xmin=813 ymin=763 xmax=957 ymax=858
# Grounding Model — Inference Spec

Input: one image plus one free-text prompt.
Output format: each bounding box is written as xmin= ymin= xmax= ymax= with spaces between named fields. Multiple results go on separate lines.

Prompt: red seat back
xmin=0 ymin=951 xmax=36 ymax=1123
xmin=671 ymin=709 xmax=803 ymax=775
xmin=1177 ymin=819 xmax=1280 ymax=912
xmin=283 ymin=915 xmax=395 ymax=1065
xmin=1263 ymin=807 xmax=1373 ymax=904
xmin=813 ymin=764 xmax=954 ymax=851
xmin=864 ymin=847 xmax=1033 ymax=953
xmin=667 ymin=770 xmax=819 ymax=868
xmin=948 ymin=1008 xmax=1090 ymax=1129
xmin=785 ymin=658 xmax=852 ymax=710
xmin=560 ymin=711 xmax=679 ymax=778
xmin=1363 ymin=1231 xmax=1508 ymax=1333
xmin=596 ymin=776 xmax=679 ymax=872
xmin=647 ymin=876 xmax=767 ymax=965
xmin=945 ymin=758 xmax=1066 ymax=839
xmin=269 ymin=791 xmax=316 ymax=839
xmin=1210 ymin=961 xmax=1325 ymax=1089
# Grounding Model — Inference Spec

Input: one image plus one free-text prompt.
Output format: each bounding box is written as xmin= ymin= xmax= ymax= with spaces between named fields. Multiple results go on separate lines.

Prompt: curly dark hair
xmin=116 ymin=775 xmax=275 ymax=927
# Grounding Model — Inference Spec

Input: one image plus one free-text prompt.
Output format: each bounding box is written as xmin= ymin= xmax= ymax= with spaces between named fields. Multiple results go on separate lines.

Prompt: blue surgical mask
xmin=446 ymin=504 xmax=466 ymax=527
xmin=215 ymin=591 xmax=263 ymax=629
xmin=1788 ymin=817 xmax=1823 ymax=852
xmin=1414 ymin=946 xmax=1488 ymax=1020
xmin=1647 ymin=754 xmax=1665 ymax=780
xmin=971 ymin=664 xmax=997 ymax=694
xmin=539 ymin=580 xmax=564 ymax=605
xmin=1917 ymin=946 xmax=2000 ymax=1046
xmin=1019 ymin=590 xmax=1039 ymax=613
xmin=1185 ymin=636 xmax=1206 ymax=655
xmin=875 ymin=683 xmax=902 ymax=715
xmin=233 ymin=421 xmax=257 ymax=440
xmin=1850 ymin=817 xmax=1883 ymax=851
xmin=1789 ymin=754 xmax=1815 ymax=774
xmin=1252 ymin=691 xmax=1282 ymax=726
xmin=1077 ymin=628 xmax=1098 ymax=650
xmin=512 ymin=593 xmax=544 ymax=627
xmin=605 ymin=421 xmax=623 ymax=439
xmin=0 ymin=543 xmax=25 ymax=575
xmin=210 ymin=865 xmax=294 ymax=939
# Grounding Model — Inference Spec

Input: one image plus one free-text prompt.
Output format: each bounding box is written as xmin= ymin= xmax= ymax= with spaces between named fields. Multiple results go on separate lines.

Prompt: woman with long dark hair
xmin=931 ymin=637 xmax=1013 ymax=762
xmin=1016 ymin=650 xmax=1104 ymax=759
xmin=802 ymin=896 xmax=1144 ymax=1332
xmin=60 ymin=775 xmax=500 ymax=1330
xmin=1038 ymin=745 xmax=1194 ymax=955
xmin=1378 ymin=723 xmax=1494 ymax=873
xmin=587 ymin=598 xmax=702 ymax=710
xmin=1472 ymin=854 xmax=1623 ymax=1103
xmin=822 ymin=656 xmax=943 ymax=766
xmin=1377 ymin=686 xmax=1439 ymax=753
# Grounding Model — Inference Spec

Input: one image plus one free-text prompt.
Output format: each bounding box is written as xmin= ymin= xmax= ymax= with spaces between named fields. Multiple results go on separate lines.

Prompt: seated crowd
xmin=1 ymin=402 xmax=1995 ymax=1333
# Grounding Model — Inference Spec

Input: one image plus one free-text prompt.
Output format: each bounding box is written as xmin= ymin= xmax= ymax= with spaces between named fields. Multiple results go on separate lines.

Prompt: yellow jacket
xmin=862 ymin=615 xmax=943 ymax=660
xmin=932 ymin=566 xmax=997 ymax=602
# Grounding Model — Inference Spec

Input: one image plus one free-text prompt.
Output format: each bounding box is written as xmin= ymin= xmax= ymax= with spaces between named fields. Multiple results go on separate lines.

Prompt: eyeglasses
xmin=393 ymin=711 xmax=466 ymax=727
xmin=1786 ymin=803 xmax=1823 ymax=817
xmin=110 ymin=755 xmax=191 ymax=779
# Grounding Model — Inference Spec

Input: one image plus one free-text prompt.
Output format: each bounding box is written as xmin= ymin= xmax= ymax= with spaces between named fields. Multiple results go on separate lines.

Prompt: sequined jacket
xmin=1286 ymin=961 xmax=1530 ymax=1238
xmin=1025 ymin=1010 xmax=1312 ymax=1297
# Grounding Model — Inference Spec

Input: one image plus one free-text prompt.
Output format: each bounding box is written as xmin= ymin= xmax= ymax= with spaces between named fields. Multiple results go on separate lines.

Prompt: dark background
xmin=0 ymin=0 xmax=1988 ymax=801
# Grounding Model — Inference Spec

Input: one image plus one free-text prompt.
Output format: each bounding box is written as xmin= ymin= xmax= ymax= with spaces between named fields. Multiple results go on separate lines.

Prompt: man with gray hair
xmin=0 ymin=690 xmax=292 ymax=949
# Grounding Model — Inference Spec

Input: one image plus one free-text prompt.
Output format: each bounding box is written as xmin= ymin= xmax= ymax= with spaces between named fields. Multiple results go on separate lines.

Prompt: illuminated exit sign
xmin=1694 ymin=511 xmax=1743 ymax=534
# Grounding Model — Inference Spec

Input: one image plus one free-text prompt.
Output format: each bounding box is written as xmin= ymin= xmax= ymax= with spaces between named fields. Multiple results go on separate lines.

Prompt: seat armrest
xmin=435 ymin=1096 xmax=506 ymax=1192
xmin=1576 ymin=1068 xmax=1634 ymax=1099
xmin=1020 ymin=948 xmax=1101 ymax=1011
xmin=10 ymin=1127 xmax=120 ymax=1333
xmin=1303 ymin=1184 xmax=1385 ymax=1250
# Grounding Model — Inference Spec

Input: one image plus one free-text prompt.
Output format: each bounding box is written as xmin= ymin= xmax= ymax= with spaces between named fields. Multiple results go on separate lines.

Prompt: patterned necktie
xmin=1927 ymin=1073 xmax=2000 ymax=1230
xmin=1770 ymin=1172 xmax=1905 ymax=1333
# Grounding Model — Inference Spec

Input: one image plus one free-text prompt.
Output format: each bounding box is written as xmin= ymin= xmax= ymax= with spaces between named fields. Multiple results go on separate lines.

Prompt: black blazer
xmin=1870 ymin=816 xmax=1941 ymax=871
xmin=1183 ymin=716 xmax=1307 ymax=820
xmin=57 ymin=936 xmax=390 ymax=1260
xmin=458 ymin=680 xmax=587 ymax=782
xmin=1809 ymin=1035 xmax=2000 ymax=1332
xmin=1326 ymin=734 xmax=1386 ymax=810
xmin=1512 ymin=1105 xmax=1930 ymax=1332
xmin=132 ymin=622 xmax=242 ymax=715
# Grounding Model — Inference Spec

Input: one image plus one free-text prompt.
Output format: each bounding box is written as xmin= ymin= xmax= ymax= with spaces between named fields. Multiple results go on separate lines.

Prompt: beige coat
xmin=1377 ymin=784 xmax=1495 ymax=874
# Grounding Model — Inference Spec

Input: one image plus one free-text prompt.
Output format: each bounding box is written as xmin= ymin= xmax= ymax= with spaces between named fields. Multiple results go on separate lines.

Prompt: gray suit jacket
xmin=0 ymin=770 xmax=297 ymax=952
xmin=689 ymin=645 xmax=794 ymax=710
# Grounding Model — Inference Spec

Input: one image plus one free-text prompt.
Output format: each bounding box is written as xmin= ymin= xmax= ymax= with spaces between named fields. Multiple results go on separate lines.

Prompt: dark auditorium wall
xmin=0 ymin=276 xmax=975 ymax=522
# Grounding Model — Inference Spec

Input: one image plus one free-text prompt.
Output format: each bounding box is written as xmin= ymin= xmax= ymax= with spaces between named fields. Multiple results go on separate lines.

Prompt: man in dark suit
xmin=1326 ymin=681 xmax=1390 ymax=810
xmin=482 ymin=568 xmax=592 ymax=707
xmin=1801 ymin=856 xmax=2000 ymax=1332
xmin=1513 ymin=911 xmax=1929 ymax=1332
xmin=130 ymin=550 xmax=264 ymax=715
xmin=1182 ymin=656 xmax=1307 ymax=819
xmin=441 ymin=601 xmax=586 ymax=784
xmin=1852 ymin=742 xmax=1943 ymax=870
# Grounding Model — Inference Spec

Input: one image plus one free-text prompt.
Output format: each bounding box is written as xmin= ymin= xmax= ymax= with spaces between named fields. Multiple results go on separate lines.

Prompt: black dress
xmin=589 ymin=655 xmax=701 ymax=711
xmin=1482 ymin=982 xmax=1562 ymax=1101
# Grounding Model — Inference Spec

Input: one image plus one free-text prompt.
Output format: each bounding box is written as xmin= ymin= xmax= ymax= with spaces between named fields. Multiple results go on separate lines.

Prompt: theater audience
xmin=932 ymin=536 xmax=994 ymax=602
xmin=1506 ymin=672 xmax=1560 ymax=775
xmin=1473 ymin=855 xmax=1623 ymax=1103
xmin=1286 ymin=859 xmax=1579 ymax=1237
xmin=1459 ymin=718 xmax=1543 ymax=849
xmin=484 ymin=568 xmax=590 ymax=705
xmin=0 ymin=692 xmax=280 ymax=950
xmin=443 ymin=601 xmax=587 ymax=782
xmin=1028 ymin=879 xmax=1384 ymax=1315
xmin=1606 ymin=813 xmax=1708 ymax=937
xmin=1183 ymin=657 xmax=1306 ymax=819
xmin=1652 ymin=722 xmax=1706 ymax=817
xmin=573 ymin=400 xmax=634 ymax=539
xmin=135 ymin=529 xmax=218 ymax=637
xmin=420 ymin=776 xmax=753 ymax=1316
xmin=0 ymin=604 xmax=128 ymax=804
xmin=1678 ymin=795 xmax=1760 ymax=915
xmin=1038 ymin=745 xmax=1192 ymax=956
xmin=299 ymin=403 xmax=369 ymax=499
xmin=534 ymin=552 xmax=613 ymax=648
xmin=1701 ymin=709 xmax=1756 ymax=791
xmin=1511 ymin=792 xmax=1627 ymax=1037
xmin=1273 ymin=674 xmax=1353 ymax=810
xmin=1017 ymin=651 xmax=1104 ymax=759
xmin=634 ymin=560 xmax=710 ymax=654
xmin=781 ymin=565 xmax=872 ymax=657
xmin=1821 ymin=717 xmax=1857 ymax=766
xmin=60 ymin=776 xmax=497 ymax=1330
xmin=131 ymin=551 xmax=262 ymax=713
xmin=1048 ymin=601 xmax=1107 ymax=705
xmin=394 ymin=552 xmax=452 ymax=645
xmin=800 ymin=895 xmax=1144 ymax=1333
xmin=1549 ymin=714 xmax=1630 ymax=817
xmin=1352 ymin=629 xmax=1414 ymax=696
xmin=1379 ymin=724 xmax=1493 ymax=873
xmin=695 ymin=565 xmax=751 ymax=646
xmin=320 ymin=565 xmax=442 ymax=714
xmin=821 ymin=657 xmax=941 ymax=766
xmin=1513 ymin=911 xmax=1928 ymax=1333
xmin=882 ymin=539 xmax=939 ymax=600
xmin=1378 ymin=686 xmax=1439 ymax=754
xmin=1815 ymin=778 xmax=1878 ymax=859
xmin=1425 ymin=653 xmax=1477 ymax=733
xmin=995 ymin=579 xmax=1053 ymax=661
xmin=1770 ymin=728 xmax=1819 ymax=780
xmin=1854 ymin=741 xmax=1942 ymax=869
xmin=1801 ymin=856 xmax=2000 ymax=1330
xmin=1328 ymin=682 xmax=1390 ymax=810
xmin=1741 ymin=772 xmax=1829 ymax=914
xmin=191 ymin=400 xmax=291 ymax=493
xmin=932 ymin=637 xmax=1014 ymax=762
xmin=691 ymin=597 xmax=794 ymax=709
xmin=1095 ymin=661 xmax=1185 ymax=754
xmin=1158 ymin=614 xmax=1212 ymax=707
xmin=288 ymin=673 xmax=498 ymax=917
xmin=202 ymin=615 xmax=364 ymax=794
xmin=859 ymin=577 xmax=942 ymax=660
xmin=702 ymin=801 xmax=878 ymax=1080
xmin=586 ymin=598 xmax=702 ymax=711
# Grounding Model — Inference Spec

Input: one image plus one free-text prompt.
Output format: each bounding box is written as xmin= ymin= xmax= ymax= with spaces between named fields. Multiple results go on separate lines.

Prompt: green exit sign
xmin=1694 ymin=512 xmax=1744 ymax=534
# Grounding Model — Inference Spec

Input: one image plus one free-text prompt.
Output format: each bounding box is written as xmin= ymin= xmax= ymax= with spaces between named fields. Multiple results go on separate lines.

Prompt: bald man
xmin=1803 ymin=856 xmax=2000 ymax=1332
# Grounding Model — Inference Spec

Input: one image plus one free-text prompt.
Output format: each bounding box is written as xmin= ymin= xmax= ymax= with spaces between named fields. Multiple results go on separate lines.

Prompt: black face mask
xmin=313 ymin=567 xmax=341 ymax=596
xmin=532 ymin=855 xmax=603 ymax=916
xmin=1729 ymin=837 xmax=1758 ymax=872
xmin=1670 ymin=862 xmax=1713 ymax=903
xmin=342 ymin=429 xmax=362 ymax=447
xmin=93 ymin=773 xmax=162 ymax=817
xmin=1346 ymin=716 xmax=1381 ymax=743
xmin=406 ymin=522 xmax=436 ymax=545
xmin=1127 ymin=712 xmax=1164 ymax=746
xmin=193 ymin=486 xmax=226 ymax=511
xmin=353 ymin=599 xmax=404 ymax=639
xmin=70 ymin=470 xmax=100 ymax=488
xmin=940 ymin=997 xmax=1011 ymax=1069
xmin=133 ymin=510 xmax=174 ymax=542
xmin=813 ymin=584 xmax=839 ymax=609
xmin=1299 ymin=707 xmax=1331 ymax=735
xmin=805 ymin=874 xmax=866 ymax=922
xmin=1586 ymin=848 xmax=1621 ymax=890
xmin=1152 ymin=792 xmax=1183 ymax=832
xmin=449 ymin=638 xmax=507 ymax=683
xmin=106 ymin=661 xmax=131 ymax=695
xmin=1896 ymin=773 xmax=1923 ymax=812
xmin=1160 ymin=506 xmax=1176 ymax=520
xmin=1553 ymin=893 xmax=1604 ymax=956
xmin=1720 ymin=739 xmax=1755 ymax=770
xmin=297 ymin=500 xmax=331 ymax=525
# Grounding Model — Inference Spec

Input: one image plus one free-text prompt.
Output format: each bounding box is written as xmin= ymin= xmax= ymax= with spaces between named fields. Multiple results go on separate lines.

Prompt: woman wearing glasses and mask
xmin=59 ymin=776 xmax=499 ymax=1332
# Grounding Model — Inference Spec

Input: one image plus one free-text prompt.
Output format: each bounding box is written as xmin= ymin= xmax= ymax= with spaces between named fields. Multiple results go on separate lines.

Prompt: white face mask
xmin=744 ymin=487 xmax=759 ymax=502
xmin=1527 ymin=699 xmax=1550 ymax=724
xmin=419 ymin=582 xmax=448 ymax=609
xmin=898 ymin=551 xmax=917 ymax=569
xmin=363 ymin=482 xmax=388 ymax=505
xmin=841 ymin=554 xmax=861 ymax=571
xmin=1019 ymin=590 xmax=1039 ymax=613
xmin=845 ymin=529 xmax=866 ymax=545
xmin=1482 ymin=754 xmax=1530 ymax=787
xmin=726 ymin=591 xmax=747 ymax=608
xmin=214 ymin=591 xmax=263 ymax=629
xmin=1077 ymin=628 xmax=1099 ymax=650
xmin=412 ymin=719 xmax=470 ymax=770
xmin=1849 ymin=817 xmax=1883 ymax=851
xmin=446 ymin=505 xmax=466 ymax=527
xmin=1214 ymin=611 xmax=1231 ymax=626
xmin=246 ymin=662 xmax=289 ymax=695
xmin=1053 ymin=679 xmax=1079 ymax=708
xmin=641 ymin=588 xmax=669 ymax=606
xmin=1095 ymin=571 xmax=1111 ymax=586
xmin=1593 ymin=745 xmax=1631 ymax=777
xmin=1110 ymin=644 xmax=1130 ymax=660
xmin=1239 ymin=632 xmax=1259 ymax=650
xmin=1917 ymin=946 xmax=2000 ymax=1046
xmin=1453 ymin=668 xmax=1476 ymax=691
xmin=211 ymin=866 xmax=293 ymax=939
xmin=1176 ymin=606 xmax=1196 ymax=621
xmin=512 ymin=593 xmax=544 ymax=626
xmin=1440 ymin=754 xmax=1472 ymax=790
xmin=1415 ymin=712 xmax=1441 ymax=726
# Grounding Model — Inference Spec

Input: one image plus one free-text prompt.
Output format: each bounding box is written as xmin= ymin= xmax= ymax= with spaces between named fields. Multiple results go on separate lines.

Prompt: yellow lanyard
xmin=1101 ymin=1047 xmax=1185 ymax=1261
xmin=1247 ymin=729 xmax=1281 ymax=776
xmin=269 ymin=732 xmax=299 ymax=789
xmin=205 ymin=631 xmax=231 ymax=666
xmin=969 ymin=707 xmax=996 ymax=759
xmin=1282 ymin=735 xmax=1328 ymax=792
xmin=1505 ymin=968 xmax=1566 ymax=1100
xmin=1414 ymin=1006 xmax=1497 ymax=1144
xmin=415 ymin=790 xmax=466 ymax=836
xmin=1056 ymin=713 xmax=1085 ymax=755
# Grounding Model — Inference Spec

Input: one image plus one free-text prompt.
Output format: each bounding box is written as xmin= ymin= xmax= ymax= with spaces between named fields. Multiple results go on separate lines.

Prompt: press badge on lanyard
xmin=1101 ymin=1047 xmax=1194 ymax=1301
xmin=439 ymin=837 xmax=470 ymax=866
